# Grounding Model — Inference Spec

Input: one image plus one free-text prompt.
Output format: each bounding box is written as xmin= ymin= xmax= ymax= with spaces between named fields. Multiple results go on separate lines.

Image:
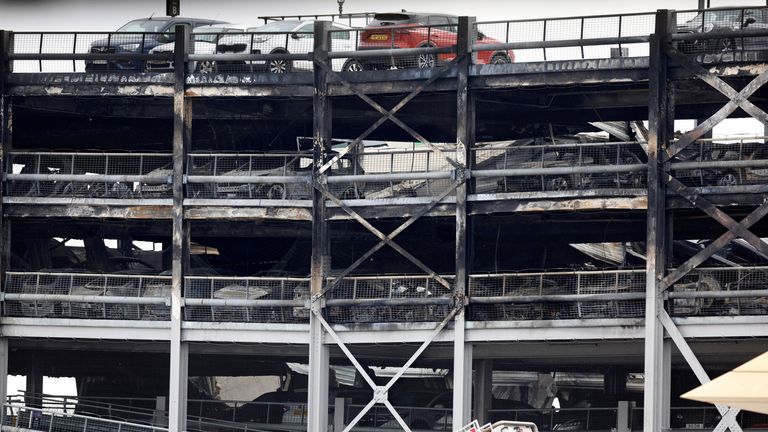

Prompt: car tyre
xmin=342 ymin=58 xmax=365 ymax=72
xmin=196 ymin=60 xmax=215 ymax=74
xmin=417 ymin=52 xmax=436 ymax=69
xmin=490 ymin=53 xmax=511 ymax=64
xmin=716 ymin=170 xmax=741 ymax=187
xmin=266 ymin=184 xmax=287 ymax=200
xmin=268 ymin=56 xmax=292 ymax=74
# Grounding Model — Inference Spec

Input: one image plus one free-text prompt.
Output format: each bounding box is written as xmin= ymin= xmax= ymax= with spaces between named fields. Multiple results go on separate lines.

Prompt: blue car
xmin=86 ymin=17 xmax=227 ymax=71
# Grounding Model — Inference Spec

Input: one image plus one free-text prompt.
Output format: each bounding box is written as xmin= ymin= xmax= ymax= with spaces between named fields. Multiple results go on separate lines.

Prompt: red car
xmin=345 ymin=12 xmax=514 ymax=71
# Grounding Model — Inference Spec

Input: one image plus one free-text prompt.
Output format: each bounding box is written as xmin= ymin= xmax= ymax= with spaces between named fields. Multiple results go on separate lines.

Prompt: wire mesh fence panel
xmin=474 ymin=13 xmax=654 ymax=64
xmin=184 ymin=276 xmax=310 ymax=323
xmin=186 ymin=153 xmax=311 ymax=200
xmin=330 ymin=147 xmax=457 ymax=200
xmin=473 ymin=141 xmax=648 ymax=195
xmin=346 ymin=404 xmax=452 ymax=431
xmin=468 ymin=270 xmax=646 ymax=321
xmin=673 ymin=8 xmax=768 ymax=63
xmin=6 ymin=152 xmax=173 ymax=199
xmin=212 ymin=30 xmax=315 ymax=74
xmin=10 ymin=32 xmax=168 ymax=73
xmin=669 ymin=266 xmax=768 ymax=317
xmin=326 ymin=275 xmax=455 ymax=324
xmin=333 ymin=25 xmax=458 ymax=71
xmin=669 ymin=138 xmax=768 ymax=188
xmin=3 ymin=272 xmax=171 ymax=320
xmin=2 ymin=404 xmax=167 ymax=432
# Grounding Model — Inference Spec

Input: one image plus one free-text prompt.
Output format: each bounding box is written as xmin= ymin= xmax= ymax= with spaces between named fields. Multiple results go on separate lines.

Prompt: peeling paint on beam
xmin=4 ymin=204 xmax=172 ymax=219
xmin=184 ymin=206 xmax=312 ymax=221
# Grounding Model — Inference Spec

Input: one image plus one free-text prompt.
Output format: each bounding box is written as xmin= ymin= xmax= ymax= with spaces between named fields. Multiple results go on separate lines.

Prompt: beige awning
xmin=681 ymin=351 xmax=768 ymax=415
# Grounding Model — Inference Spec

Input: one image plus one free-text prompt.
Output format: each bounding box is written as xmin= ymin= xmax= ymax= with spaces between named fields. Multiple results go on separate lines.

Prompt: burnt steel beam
xmin=308 ymin=20 xmax=331 ymax=432
xmin=644 ymin=10 xmax=674 ymax=432
xmin=168 ymin=24 xmax=190 ymax=432
xmin=453 ymin=15 xmax=474 ymax=427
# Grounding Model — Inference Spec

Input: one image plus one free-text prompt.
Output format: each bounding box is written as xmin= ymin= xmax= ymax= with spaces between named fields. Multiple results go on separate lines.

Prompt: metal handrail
xmin=1 ymin=403 xmax=169 ymax=431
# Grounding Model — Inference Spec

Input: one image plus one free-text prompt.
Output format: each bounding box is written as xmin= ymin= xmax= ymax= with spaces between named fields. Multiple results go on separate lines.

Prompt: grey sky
xmin=1 ymin=0 xmax=767 ymax=31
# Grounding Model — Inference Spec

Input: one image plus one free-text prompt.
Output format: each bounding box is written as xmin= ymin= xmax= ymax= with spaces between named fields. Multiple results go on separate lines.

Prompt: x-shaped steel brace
xmin=313 ymin=57 xmax=463 ymax=176
xmin=658 ymin=310 xmax=743 ymax=432
xmin=312 ymin=181 xmax=457 ymax=303
xmin=663 ymin=46 xmax=768 ymax=162
xmin=311 ymin=304 xmax=459 ymax=432
xmin=660 ymin=175 xmax=768 ymax=290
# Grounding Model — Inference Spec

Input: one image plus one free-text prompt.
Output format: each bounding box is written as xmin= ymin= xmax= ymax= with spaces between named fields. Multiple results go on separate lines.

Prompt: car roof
xmin=373 ymin=12 xmax=457 ymax=18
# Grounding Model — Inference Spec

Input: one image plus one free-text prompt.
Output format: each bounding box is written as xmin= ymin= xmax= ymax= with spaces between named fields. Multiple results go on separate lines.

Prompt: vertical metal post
xmin=169 ymin=24 xmax=190 ymax=432
xmin=473 ymin=359 xmax=493 ymax=425
xmin=644 ymin=9 xmax=673 ymax=432
xmin=308 ymin=20 xmax=331 ymax=432
xmin=453 ymin=16 xmax=475 ymax=428
xmin=0 ymin=31 xmax=10 ymax=308
xmin=0 ymin=339 xmax=7 ymax=406
xmin=25 ymin=366 xmax=43 ymax=407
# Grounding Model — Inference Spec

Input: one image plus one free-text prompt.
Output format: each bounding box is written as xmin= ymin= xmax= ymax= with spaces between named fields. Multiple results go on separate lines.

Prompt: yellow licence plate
xmin=370 ymin=34 xmax=389 ymax=41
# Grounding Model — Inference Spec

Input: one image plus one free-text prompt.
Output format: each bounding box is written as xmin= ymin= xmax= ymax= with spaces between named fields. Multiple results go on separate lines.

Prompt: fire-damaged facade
xmin=1 ymin=7 xmax=768 ymax=432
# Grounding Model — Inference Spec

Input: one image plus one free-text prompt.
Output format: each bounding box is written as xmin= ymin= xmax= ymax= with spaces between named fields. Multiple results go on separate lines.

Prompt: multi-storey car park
xmin=1 ymin=6 xmax=768 ymax=432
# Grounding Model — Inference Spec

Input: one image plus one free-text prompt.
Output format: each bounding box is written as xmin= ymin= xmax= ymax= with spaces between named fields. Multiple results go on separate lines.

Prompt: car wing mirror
xmin=478 ymin=31 xmax=486 ymax=40
xmin=744 ymin=16 xmax=757 ymax=26
xmin=291 ymin=33 xmax=304 ymax=40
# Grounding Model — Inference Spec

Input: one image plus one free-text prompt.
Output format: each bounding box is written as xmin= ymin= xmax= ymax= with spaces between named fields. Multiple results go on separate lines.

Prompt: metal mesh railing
xmin=9 ymin=32 xmax=170 ymax=73
xmin=474 ymin=13 xmax=655 ymax=63
xmin=329 ymin=25 xmax=458 ymax=71
xmin=185 ymin=153 xmax=311 ymax=200
xmin=468 ymin=270 xmax=646 ymax=321
xmin=3 ymin=272 xmax=171 ymax=320
xmin=488 ymin=407 xmax=618 ymax=431
xmin=673 ymin=7 xmax=768 ymax=62
xmin=346 ymin=403 xmax=452 ymax=430
xmin=668 ymin=138 xmax=768 ymax=188
xmin=669 ymin=266 xmax=768 ymax=317
xmin=328 ymin=147 xmax=457 ymax=200
xmin=1 ymin=404 xmax=167 ymax=432
xmin=325 ymin=275 xmax=454 ymax=324
xmin=473 ymin=141 xmax=648 ymax=194
xmin=207 ymin=31 xmax=314 ymax=74
xmin=6 ymin=152 xmax=173 ymax=199
xmin=184 ymin=276 xmax=310 ymax=323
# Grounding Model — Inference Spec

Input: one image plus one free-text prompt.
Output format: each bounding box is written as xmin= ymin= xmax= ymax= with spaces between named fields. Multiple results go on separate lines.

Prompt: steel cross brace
xmin=312 ymin=181 xmax=456 ymax=297
xmin=658 ymin=310 xmax=743 ymax=432
xmin=312 ymin=181 xmax=460 ymax=301
xmin=313 ymin=58 xmax=463 ymax=175
xmin=311 ymin=305 xmax=459 ymax=432
xmin=660 ymin=177 xmax=768 ymax=290
xmin=663 ymin=47 xmax=768 ymax=161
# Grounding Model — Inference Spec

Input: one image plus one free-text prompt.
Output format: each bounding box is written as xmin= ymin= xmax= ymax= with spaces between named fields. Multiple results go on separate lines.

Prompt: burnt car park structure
xmin=4 ymin=6 xmax=768 ymax=432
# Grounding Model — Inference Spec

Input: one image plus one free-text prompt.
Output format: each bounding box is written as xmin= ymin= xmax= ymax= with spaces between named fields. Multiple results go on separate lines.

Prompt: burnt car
xmin=351 ymin=12 xmax=514 ymax=70
xmin=671 ymin=139 xmax=768 ymax=187
xmin=676 ymin=7 xmax=768 ymax=55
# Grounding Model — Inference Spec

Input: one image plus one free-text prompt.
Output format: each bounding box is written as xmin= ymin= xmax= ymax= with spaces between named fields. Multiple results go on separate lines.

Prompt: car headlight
xmin=703 ymin=22 xmax=715 ymax=33
xmin=118 ymin=43 xmax=142 ymax=51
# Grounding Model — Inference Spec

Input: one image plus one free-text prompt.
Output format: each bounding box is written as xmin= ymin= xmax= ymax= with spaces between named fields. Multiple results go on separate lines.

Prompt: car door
xmin=330 ymin=25 xmax=355 ymax=71
xmin=426 ymin=16 xmax=455 ymax=60
xmin=288 ymin=22 xmax=314 ymax=71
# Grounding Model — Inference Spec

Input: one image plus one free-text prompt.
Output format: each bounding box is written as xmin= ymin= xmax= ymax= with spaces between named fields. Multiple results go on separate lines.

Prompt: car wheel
xmin=545 ymin=176 xmax=569 ymax=191
xmin=266 ymin=184 xmax=287 ymax=200
xmin=268 ymin=58 xmax=292 ymax=74
xmin=417 ymin=50 xmax=436 ymax=69
xmin=342 ymin=58 xmax=365 ymax=72
xmin=196 ymin=60 xmax=215 ymax=74
xmin=490 ymin=53 xmax=511 ymax=64
xmin=716 ymin=170 xmax=741 ymax=187
xmin=341 ymin=187 xmax=363 ymax=200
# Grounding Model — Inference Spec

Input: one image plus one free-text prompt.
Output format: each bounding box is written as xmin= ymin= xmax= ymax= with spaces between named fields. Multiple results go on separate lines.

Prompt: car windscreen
xmin=117 ymin=19 xmax=170 ymax=33
xmin=370 ymin=13 xmax=424 ymax=26
xmin=248 ymin=21 xmax=301 ymax=32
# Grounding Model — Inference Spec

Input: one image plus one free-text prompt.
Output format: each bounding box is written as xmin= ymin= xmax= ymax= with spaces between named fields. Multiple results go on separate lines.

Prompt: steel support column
xmin=169 ymin=24 xmax=190 ymax=432
xmin=0 ymin=32 xmax=10 ymax=404
xmin=453 ymin=16 xmax=475 ymax=428
xmin=473 ymin=359 xmax=493 ymax=425
xmin=308 ymin=20 xmax=332 ymax=432
xmin=644 ymin=9 xmax=673 ymax=432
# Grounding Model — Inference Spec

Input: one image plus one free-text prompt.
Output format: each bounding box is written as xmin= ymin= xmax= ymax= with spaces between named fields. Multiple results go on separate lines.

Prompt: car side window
xmin=331 ymin=25 xmax=350 ymax=40
xmin=428 ymin=16 xmax=450 ymax=26
xmin=297 ymin=23 xmax=314 ymax=37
